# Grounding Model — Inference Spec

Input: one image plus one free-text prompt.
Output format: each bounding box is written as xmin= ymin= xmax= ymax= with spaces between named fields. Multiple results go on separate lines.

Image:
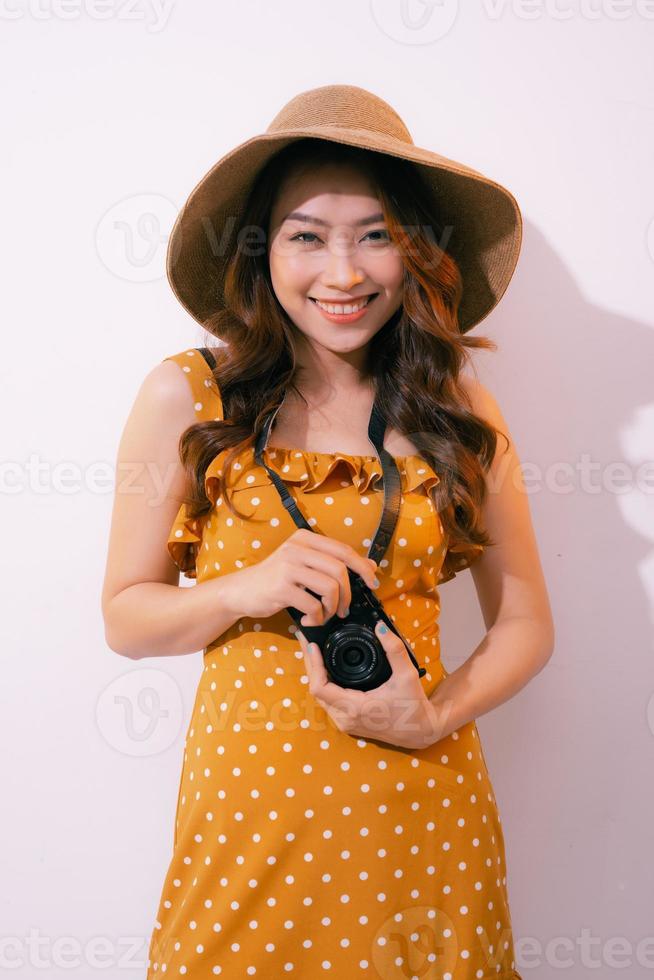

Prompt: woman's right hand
xmin=228 ymin=528 xmax=379 ymax=625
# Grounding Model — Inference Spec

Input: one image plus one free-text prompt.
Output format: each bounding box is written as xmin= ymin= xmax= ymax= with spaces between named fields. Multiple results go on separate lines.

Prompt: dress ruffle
xmin=166 ymin=505 xmax=204 ymax=580
xmin=168 ymin=445 xmax=485 ymax=582
xmin=205 ymin=446 xmax=442 ymax=498
xmin=436 ymin=538 xmax=485 ymax=585
xmin=168 ymin=448 xmax=441 ymax=579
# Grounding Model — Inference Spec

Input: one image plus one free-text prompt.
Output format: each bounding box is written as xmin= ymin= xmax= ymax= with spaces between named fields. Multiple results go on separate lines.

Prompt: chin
xmin=323 ymin=337 xmax=375 ymax=353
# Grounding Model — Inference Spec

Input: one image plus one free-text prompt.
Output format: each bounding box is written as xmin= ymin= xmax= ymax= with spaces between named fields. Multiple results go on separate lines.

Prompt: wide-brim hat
xmin=166 ymin=84 xmax=523 ymax=334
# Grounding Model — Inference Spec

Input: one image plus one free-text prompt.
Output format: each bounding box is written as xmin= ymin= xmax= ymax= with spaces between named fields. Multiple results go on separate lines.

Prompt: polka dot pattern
xmin=146 ymin=349 xmax=522 ymax=979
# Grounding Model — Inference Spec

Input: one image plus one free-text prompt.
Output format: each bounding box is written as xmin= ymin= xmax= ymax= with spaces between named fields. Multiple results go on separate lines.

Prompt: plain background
xmin=2 ymin=2 xmax=653 ymax=977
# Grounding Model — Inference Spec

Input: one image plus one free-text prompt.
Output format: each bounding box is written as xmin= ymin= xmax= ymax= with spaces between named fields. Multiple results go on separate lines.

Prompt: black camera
xmin=288 ymin=567 xmax=424 ymax=691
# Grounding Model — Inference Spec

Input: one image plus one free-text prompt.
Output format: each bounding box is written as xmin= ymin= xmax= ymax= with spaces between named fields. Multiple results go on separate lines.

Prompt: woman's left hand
xmin=298 ymin=619 xmax=453 ymax=750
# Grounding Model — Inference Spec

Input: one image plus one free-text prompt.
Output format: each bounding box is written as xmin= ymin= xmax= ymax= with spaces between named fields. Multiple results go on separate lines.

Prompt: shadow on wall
xmin=439 ymin=216 xmax=654 ymax=951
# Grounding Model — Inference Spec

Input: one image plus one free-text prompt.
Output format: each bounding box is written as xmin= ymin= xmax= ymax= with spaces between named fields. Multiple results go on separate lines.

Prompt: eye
xmin=290 ymin=232 xmax=321 ymax=244
xmin=363 ymin=229 xmax=390 ymax=244
xmin=289 ymin=229 xmax=390 ymax=245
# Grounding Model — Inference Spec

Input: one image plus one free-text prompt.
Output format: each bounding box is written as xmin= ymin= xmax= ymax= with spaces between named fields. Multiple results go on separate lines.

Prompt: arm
xmin=100 ymin=359 xmax=243 ymax=660
xmin=429 ymin=375 xmax=555 ymax=738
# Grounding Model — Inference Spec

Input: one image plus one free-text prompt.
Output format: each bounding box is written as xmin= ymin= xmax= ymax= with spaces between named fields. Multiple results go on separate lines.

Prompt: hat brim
xmin=166 ymin=127 xmax=523 ymax=334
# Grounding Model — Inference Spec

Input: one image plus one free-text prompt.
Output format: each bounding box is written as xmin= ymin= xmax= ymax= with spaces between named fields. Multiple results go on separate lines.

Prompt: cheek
xmin=270 ymin=252 xmax=315 ymax=296
xmin=368 ymin=251 xmax=404 ymax=295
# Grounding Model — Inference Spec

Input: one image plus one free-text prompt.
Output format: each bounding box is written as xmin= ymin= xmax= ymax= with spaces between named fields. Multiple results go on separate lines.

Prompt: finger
xmin=296 ymin=555 xmax=352 ymax=618
xmin=297 ymin=629 xmax=313 ymax=669
xmin=297 ymin=631 xmax=328 ymax=686
xmin=291 ymin=567 xmax=341 ymax=625
xmin=306 ymin=642 xmax=330 ymax=686
xmin=306 ymin=643 xmax=367 ymax=709
xmin=295 ymin=541 xmax=378 ymax=593
xmin=374 ymin=619 xmax=411 ymax=673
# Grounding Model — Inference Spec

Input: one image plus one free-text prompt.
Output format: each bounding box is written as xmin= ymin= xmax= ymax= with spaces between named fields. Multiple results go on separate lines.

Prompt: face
xmin=267 ymin=162 xmax=404 ymax=376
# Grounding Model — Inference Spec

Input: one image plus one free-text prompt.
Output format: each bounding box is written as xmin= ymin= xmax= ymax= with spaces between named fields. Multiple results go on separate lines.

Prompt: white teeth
xmin=314 ymin=296 xmax=371 ymax=315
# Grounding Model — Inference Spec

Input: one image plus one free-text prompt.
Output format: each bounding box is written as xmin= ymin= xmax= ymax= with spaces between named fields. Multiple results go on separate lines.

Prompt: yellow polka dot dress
xmin=146 ymin=348 xmax=523 ymax=979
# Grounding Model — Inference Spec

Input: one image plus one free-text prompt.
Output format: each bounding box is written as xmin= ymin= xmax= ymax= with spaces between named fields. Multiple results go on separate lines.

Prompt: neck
xmin=293 ymin=342 xmax=373 ymax=400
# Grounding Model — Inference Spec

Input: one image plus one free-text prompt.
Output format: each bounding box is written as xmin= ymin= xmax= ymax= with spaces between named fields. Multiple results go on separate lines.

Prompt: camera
xmin=253 ymin=383 xmax=427 ymax=692
xmin=289 ymin=568 xmax=425 ymax=692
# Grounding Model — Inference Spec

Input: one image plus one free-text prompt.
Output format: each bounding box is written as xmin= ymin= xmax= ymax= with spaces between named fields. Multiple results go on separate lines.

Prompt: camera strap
xmin=196 ymin=347 xmax=402 ymax=567
xmin=252 ymin=390 xmax=402 ymax=568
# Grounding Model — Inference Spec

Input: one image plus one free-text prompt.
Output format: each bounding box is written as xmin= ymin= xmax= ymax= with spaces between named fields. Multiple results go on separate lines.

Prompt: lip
xmin=310 ymin=293 xmax=377 ymax=304
xmin=310 ymin=293 xmax=378 ymax=323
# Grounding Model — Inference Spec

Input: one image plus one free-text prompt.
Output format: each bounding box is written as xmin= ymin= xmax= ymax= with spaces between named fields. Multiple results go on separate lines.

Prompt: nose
xmin=322 ymin=243 xmax=366 ymax=293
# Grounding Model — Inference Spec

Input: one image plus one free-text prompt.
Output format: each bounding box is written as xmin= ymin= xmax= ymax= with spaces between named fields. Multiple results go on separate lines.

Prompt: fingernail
xmin=373 ymin=577 xmax=380 ymax=588
xmin=378 ymin=622 xmax=388 ymax=634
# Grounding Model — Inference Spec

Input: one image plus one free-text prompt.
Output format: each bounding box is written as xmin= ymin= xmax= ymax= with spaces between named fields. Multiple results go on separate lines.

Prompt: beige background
xmin=1 ymin=2 xmax=653 ymax=977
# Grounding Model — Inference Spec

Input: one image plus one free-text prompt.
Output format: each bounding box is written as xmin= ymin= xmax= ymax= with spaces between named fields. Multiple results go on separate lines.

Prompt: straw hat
xmin=166 ymin=84 xmax=522 ymax=333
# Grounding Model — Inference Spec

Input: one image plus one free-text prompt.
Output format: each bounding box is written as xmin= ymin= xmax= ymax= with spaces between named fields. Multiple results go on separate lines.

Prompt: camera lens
xmin=332 ymin=638 xmax=374 ymax=681
xmin=323 ymin=624 xmax=391 ymax=690
xmin=342 ymin=646 xmax=366 ymax=668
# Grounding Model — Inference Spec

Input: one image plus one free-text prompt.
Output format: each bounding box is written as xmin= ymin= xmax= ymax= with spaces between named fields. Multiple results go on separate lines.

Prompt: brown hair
xmin=174 ymin=138 xmax=508 ymax=565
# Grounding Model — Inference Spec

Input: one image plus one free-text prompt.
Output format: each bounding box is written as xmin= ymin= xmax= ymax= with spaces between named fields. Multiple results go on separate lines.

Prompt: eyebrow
xmin=282 ymin=211 xmax=385 ymax=228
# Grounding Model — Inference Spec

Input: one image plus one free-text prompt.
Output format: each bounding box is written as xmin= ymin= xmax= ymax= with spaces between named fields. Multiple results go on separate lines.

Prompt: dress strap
xmin=162 ymin=347 xmax=224 ymax=422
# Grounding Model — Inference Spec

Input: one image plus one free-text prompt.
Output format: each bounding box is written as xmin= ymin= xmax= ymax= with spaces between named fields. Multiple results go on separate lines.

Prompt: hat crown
xmin=266 ymin=84 xmax=414 ymax=145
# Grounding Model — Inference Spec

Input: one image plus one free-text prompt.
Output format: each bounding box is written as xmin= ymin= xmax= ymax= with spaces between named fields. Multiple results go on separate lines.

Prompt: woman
xmin=102 ymin=85 xmax=553 ymax=978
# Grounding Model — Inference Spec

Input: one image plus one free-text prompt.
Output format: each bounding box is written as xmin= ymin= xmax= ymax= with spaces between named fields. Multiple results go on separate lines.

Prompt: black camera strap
xmin=197 ymin=347 xmax=401 ymax=565
xmin=252 ymin=393 xmax=402 ymax=567
xmin=198 ymin=346 xmax=217 ymax=369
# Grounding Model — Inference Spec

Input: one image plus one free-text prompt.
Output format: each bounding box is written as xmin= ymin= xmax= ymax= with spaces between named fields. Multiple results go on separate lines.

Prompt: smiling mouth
xmin=309 ymin=293 xmax=379 ymax=312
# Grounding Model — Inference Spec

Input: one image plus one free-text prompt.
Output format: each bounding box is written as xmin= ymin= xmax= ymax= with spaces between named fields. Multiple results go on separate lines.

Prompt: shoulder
xmin=458 ymin=372 xmax=514 ymax=470
xmin=129 ymin=351 xmax=209 ymax=434
xmin=143 ymin=347 xmax=225 ymax=424
xmin=459 ymin=372 xmax=504 ymax=426
xmin=139 ymin=354 xmax=198 ymax=415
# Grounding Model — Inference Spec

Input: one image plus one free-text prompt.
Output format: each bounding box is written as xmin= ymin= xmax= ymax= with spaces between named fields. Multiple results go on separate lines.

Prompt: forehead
xmin=270 ymin=161 xmax=380 ymax=225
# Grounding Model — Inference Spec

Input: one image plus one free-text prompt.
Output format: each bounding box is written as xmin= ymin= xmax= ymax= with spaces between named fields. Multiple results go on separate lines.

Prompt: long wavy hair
xmin=174 ymin=138 xmax=508 ymax=557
